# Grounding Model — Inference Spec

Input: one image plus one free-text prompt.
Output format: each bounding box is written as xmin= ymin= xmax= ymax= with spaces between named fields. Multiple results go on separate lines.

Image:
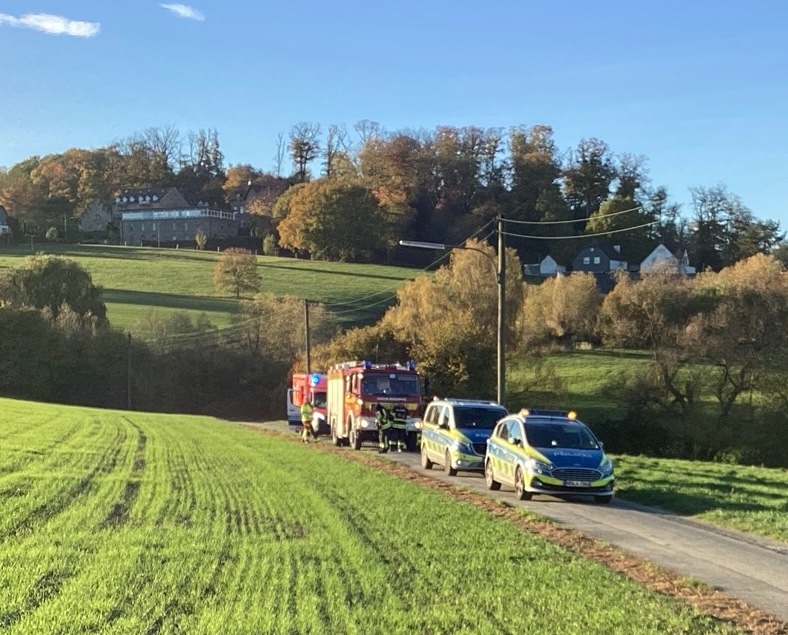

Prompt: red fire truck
xmin=327 ymin=360 xmax=424 ymax=450
xmin=287 ymin=372 xmax=328 ymax=434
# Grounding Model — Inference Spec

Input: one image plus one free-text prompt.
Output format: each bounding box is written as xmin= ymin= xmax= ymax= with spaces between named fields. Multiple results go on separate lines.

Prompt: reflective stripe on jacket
xmin=377 ymin=411 xmax=393 ymax=430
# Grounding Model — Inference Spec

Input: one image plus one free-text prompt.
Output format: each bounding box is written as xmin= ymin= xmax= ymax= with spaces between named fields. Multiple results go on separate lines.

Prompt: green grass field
xmin=508 ymin=349 xmax=651 ymax=419
xmin=0 ymin=398 xmax=739 ymax=634
xmin=0 ymin=244 xmax=420 ymax=330
xmin=613 ymin=455 xmax=788 ymax=542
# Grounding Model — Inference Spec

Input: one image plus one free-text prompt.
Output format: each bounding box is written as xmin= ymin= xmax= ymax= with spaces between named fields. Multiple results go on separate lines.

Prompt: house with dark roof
xmin=572 ymin=243 xmax=628 ymax=273
xmin=117 ymin=187 xmax=238 ymax=247
xmin=571 ymin=243 xmax=630 ymax=293
xmin=227 ymin=176 xmax=291 ymax=215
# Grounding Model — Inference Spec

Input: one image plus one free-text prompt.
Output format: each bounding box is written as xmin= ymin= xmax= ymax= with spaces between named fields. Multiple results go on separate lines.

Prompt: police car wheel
xmin=444 ymin=451 xmax=457 ymax=477
xmin=485 ymin=460 xmax=500 ymax=491
xmin=514 ymin=467 xmax=532 ymax=501
xmin=421 ymin=445 xmax=433 ymax=470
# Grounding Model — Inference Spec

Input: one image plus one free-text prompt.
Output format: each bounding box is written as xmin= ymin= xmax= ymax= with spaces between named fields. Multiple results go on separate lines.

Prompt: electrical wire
xmin=321 ymin=218 xmax=495 ymax=311
xmin=503 ymin=204 xmax=644 ymax=225
xmin=132 ymin=314 xmax=263 ymax=350
xmin=501 ymin=219 xmax=660 ymax=240
xmin=325 ymin=226 xmax=497 ymax=316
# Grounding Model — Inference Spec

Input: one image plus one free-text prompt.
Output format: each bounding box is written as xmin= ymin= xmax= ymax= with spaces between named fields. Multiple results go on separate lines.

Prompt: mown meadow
xmin=0 ymin=244 xmax=419 ymax=329
xmin=612 ymin=456 xmax=788 ymax=542
xmin=0 ymin=398 xmax=740 ymax=634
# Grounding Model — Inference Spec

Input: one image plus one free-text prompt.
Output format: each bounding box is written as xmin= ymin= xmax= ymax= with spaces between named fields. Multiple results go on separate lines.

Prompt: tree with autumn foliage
xmin=383 ymin=239 xmax=523 ymax=397
xmin=518 ymin=272 xmax=602 ymax=350
xmin=277 ymin=179 xmax=386 ymax=261
xmin=212 ymin=248 xmax=260 ymax=298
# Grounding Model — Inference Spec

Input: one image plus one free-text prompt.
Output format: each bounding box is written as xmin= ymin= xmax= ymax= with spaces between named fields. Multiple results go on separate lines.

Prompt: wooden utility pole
xmin=497 ymin=215 xmax=506 ymax=407
xmin=304 ymin=299 xmax=311 ymax=375
xmin=127 ymin=333 xmax=133 ymax=410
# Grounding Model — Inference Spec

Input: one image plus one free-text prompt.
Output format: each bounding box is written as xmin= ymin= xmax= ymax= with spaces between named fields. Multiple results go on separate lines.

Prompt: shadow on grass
xmin=615 ymin=474 xmax=783 ymax=516
xmin=0 ymin=244 xmax=216 ymax=263
xmin=257 ymin=260 xmax=411 ymax=283
xmin=103 ymin=289 xmax=239 ymax=314
xmin=558 ymin=349 xmax=652 ymax=361
xmin=67 ymin=246 xmax=215 ymax=263
xmin=622 ymin=467 xmax=788 ymax=493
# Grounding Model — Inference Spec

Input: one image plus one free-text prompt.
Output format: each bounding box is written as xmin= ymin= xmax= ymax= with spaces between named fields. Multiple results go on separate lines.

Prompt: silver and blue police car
xmin=419 ymin=398 xmax=508 ymax=475
xmin=485 ymin=409 xmax=614 ymax=504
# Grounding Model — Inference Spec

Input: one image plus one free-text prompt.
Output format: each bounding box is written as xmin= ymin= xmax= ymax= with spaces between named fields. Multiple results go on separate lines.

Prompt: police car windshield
xmin=361 ymin=374 xmax=420 ymax=397
xmin=524 ymin=422 xmax=599 ymax=450
xmin=453 ymin=407 xmax=507 ymax=429
xmin=312 ymin=392 xmax=327 ymax=408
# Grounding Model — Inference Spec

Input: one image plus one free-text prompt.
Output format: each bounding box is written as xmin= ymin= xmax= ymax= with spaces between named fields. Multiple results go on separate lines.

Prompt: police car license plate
xmin=565 ymin=480 xmax=591 ymax=488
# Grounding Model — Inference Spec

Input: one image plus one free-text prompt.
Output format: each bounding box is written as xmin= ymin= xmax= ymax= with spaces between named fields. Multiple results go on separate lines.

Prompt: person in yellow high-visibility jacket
xmin=300 ymin=400 xmax=314 ymax=444
xmin=376 ymin=405 xmax=393 ymax=453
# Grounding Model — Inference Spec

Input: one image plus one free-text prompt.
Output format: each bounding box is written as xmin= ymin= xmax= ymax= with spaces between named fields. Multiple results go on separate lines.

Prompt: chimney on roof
xmin=613 ymin=245 xmax=621 ymax=253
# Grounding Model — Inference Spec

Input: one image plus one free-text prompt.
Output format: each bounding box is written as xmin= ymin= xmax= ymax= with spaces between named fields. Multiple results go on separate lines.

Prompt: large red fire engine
xmin=327 ymin=361 xmax=424 ymax=450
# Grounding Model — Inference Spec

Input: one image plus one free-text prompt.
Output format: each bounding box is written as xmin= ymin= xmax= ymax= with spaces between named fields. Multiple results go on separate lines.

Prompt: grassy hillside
xmin=0 ymin=398 xmax=739 ymax=634
xmin=508 ymin=349 xmax=651 ymax=419
xmin=612 ymin=455 xmax=788 ymax=542
xmin=0 ymin=244 xmax=421 ymax=330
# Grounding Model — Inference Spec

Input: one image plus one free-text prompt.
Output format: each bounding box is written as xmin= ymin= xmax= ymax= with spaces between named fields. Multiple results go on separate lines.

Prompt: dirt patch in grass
xmin=262 ymin=429 xmax=788 ymax=635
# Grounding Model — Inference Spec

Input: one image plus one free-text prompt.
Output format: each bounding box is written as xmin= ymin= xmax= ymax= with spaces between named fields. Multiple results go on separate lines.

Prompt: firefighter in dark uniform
xmin=376 ymin=405 xmax=393 ymax=453
xmin=391 ymin=405 xmax=408 ymax=453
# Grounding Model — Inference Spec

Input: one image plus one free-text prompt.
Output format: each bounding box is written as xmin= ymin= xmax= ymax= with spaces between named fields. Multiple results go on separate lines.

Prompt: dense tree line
xmin=1 ymin=123 xmax=784 ymax=269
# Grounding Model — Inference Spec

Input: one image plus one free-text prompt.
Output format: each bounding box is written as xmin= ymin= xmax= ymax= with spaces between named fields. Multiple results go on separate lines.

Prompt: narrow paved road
xmin=257 ymin=423 xmax=788 ymax=622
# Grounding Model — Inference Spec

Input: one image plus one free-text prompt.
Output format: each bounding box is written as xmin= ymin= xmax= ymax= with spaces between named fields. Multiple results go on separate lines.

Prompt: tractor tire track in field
xmin=0 ymin=415 xmax=79 ymax=452
xmin=105 ymin=431 xmax=210 ymax=630
xmin=0 ymin=569 xmax=74 ymax=629
xmin=317 ymin=488 xmax=401 ymax=610
xmin=0 ymin=420 xmax=128 ymax=542
xmin=0 ymin=419 xmax=83 ymax=476
xmin=103 ymin=417 xmax=147 ymax=527
xmin=318 ymin=477 xmax=510 ymax=633
xmin=309 ymin=476 xmax=514 ymax=634
xmin=154 ymin=442 xmax=197 ymax=528
xmin=138 ymin=435 xmax=244 ymax=634
xmin=259 ymin=428 xmax=788 ymax=635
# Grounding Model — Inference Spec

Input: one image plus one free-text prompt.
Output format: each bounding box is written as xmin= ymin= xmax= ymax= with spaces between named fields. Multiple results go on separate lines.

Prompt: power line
xmin=504 ymin=204 xmax=644 ymax=225
xmin=501 ymin=219 xmax=660 ymax=240
xmin=327 ymin=293 xmax=402 ymax=316
xmin=321 ymin=218 xmax=495 ymax=311
xmin=132 ymin=315 xmax=262 ymax=350
xmin=326 ymin=226 xmax=497 ymax=317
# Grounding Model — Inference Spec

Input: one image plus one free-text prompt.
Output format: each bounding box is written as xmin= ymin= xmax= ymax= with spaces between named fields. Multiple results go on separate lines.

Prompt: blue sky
xmin=1 ymin=1 xmax=787 ymax=227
